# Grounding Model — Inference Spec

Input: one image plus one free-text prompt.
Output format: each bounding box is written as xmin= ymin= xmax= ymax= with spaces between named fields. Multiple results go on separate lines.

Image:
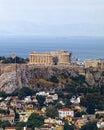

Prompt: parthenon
xmin=29 ymin=50 xmax=71 ymax=65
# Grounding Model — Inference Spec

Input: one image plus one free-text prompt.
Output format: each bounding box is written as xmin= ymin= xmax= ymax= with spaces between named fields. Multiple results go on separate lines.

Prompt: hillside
xmin=0 ymin=64 xmax=104 ymax=93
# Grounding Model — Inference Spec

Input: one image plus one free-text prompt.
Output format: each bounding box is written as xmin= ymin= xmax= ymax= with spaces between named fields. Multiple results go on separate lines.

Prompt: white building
xmin=36 ymin=91 xmax=49 ymax=96
xmin=51 ymin=94 xmax=58 ymax=100
xmin=5 ymin=97 xmax=11 ymax=101
xmin=24 ymin=96 xmax=31 ymax=103
xmin=59 ymin=100 xmax=65 ymax=106
xmin=19 ymin=112 xmax=31 ymax=122
xmin=44 ymin=118 xmax=63 ymax=126
xmin=70 ymin=96 xmax=80 ymax=104
xmin=97 ymin=121 xmax=104 ymax=129
xmin=58 ymin=108 xmax=74 ymax=119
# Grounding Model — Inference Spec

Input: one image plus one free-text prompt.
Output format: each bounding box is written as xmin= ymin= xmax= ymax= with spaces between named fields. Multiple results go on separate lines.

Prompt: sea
xmin=0 ymin=37 xmax=104 ymax=62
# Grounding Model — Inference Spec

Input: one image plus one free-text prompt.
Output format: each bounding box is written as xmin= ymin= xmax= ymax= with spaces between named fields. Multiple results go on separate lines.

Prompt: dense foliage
xmin=46 ymin=108 xmax=58 ymax=118
xmin=81 ymin=93 xmax=104 ymax=114
xmin=0 ymin=121 xmax=11 ymax=128
xmin=27 ymin=113 xmax=44 ymax=130
xmin=0 ymin=56 xmax=29 ymax=64
xmin=18 ymin=87 xmax=36 ymax=99
xmin=64 ymin=122 xmax=74 ymax=130
xmin=80 ymin=122 xmax=98 ymax=130
xmin=36 ymin=95 xmax=46 ymax=108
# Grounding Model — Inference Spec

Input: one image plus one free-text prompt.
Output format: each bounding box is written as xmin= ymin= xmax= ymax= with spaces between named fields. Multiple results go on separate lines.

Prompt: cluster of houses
xmin=0 ymin=91 xmax=103 ymax=130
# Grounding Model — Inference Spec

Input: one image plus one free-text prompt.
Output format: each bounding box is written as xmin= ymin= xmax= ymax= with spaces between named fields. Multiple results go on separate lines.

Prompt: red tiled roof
xmin=5 ymin=127 xmax=31 ymax=130
xmin=47 ymin=97 xmax=53 ymax=99
xmin=5 ymin=127 xmax=17 ymax=130
xmin=60 ymin=108 xmax=71 ymax=111
xmin=12 ymin=96 xmax=18 ymax=99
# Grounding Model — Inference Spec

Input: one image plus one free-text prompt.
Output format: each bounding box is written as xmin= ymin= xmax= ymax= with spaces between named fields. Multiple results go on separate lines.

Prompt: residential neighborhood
xmin=0 ymin=88 xmax=103 ymax=130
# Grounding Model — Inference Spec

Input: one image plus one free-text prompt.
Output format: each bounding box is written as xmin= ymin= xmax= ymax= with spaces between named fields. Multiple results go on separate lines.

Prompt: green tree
xmin=46 ymin=108 xmax=58 ymax=118
xmin=0 ymin=92 xmax=7 ymax=97
xmin=0 ymin=109 xmax=6 ymax=114
xmin=0 ymin=121 xmax=11 ymax=128
xmin=100 ymin=85 xmax=104 ymax=95
xmin=15 ymin=112 xmax=20 ymax=121
xmin=1 ymin=56 xmax=29 ymax=64
xmin=71 ymin=75 xmax=85 ymax=85
xmin=74 ymin=111 xmax=86 ymax=117
xmin=64 ymin=122 xmax=74 ymax=130
xmin=65 ymin=99 xmax=71 ymax=108
xmin=80 ymin=93 xmax=104 ymax=113
xmin=80 ymin=122 xmax=98 ymax=130
xmin=65 ymin=85 xmax=76 ymax=94
xmin=57 ymin=91 xmax=64 ymax=98
xmin=50 ymin=76 xmax=59 ymax=83
xmin=36 ymin=95 xmax=45 ymax=107
xmin=56 ymin=103 xmax=63 ymax=109
xmin=15 ymin=122 xmax=27 ymax=127
xmin=27 ymin=113 xmax=44 ymax=130
xmin=18 ymin=87 xmax=35 ymax=99
xmin=86 ymin=104 xmax=95 ymax=114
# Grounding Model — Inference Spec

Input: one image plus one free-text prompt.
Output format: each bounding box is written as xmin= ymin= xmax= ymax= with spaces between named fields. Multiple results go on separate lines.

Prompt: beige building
xmin=84 ymin=59 xmax=104 ymax=69
xmin=29 ymin=50 xmax=71 ymax=65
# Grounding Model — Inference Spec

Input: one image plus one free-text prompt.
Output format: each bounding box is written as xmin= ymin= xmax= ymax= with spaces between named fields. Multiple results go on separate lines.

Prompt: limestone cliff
xmin=0 ymin=64 xmax=104 ymax=93
xmin=85 ymin=68 xmax=104 ymax=87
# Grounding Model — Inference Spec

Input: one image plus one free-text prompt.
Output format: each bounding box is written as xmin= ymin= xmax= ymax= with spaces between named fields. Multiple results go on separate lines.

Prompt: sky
xmin=0 ymin=0 xmax=104 ymax=39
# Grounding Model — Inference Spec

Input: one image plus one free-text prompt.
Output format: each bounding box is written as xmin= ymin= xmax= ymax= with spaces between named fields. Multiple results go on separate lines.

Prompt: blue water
xmin=0 ymin=37 xmax=104 ymax=62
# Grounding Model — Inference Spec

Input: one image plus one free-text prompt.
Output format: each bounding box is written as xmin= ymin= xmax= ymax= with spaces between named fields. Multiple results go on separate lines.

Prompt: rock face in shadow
xmin=0 ymin=64 xmax=104 ymax=93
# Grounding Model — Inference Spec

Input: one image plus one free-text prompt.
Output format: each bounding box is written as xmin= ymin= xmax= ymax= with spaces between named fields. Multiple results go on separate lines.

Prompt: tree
xmin=18 ymin=87 xmax=35 ymax=99
xmin=86 ymin=104 xmax=95 ymax=114
xmin=15 ymin=112 xmax=20 ymax=121
xmin=65 ymin=99 xmax=71 ymax=108
xmin=74 ymin=111 xmax=86 ymax=117
xmin=80 ymin=93 xmax=104 ymax=113
xmin=36 ymin=95 xmax=45 ymax=108
xmin=65 ymin=84 xmax=76 ymax=94
xmin=15 ymin=122 xmax=27 ymax=127
xmin=64 ymin=122 xmax=74 ymax=130
xmin=100 ymin=85 xmax=104 ymax=95
xmin=80 ymin=122 xmax=98 ymax=130
xmin=1 ymin=56 xmax=29 ymax=64
xmin=46 ymin=108 xmax=58 ymax=118
xmin=71 ymin=75 xmax=85 ymax=85
xmin=0 ymin=91 xmax=7 ymax=97
xmin=27 ymin=113 xmax=44 ymax=130
xmin=0 ymin=109 xmax=6 ymax=114
xmin=57 ymin=91 xmax=64 ymax=98
xmin=0 ymin=121 xmax=11 ymax=128
xmin=50 ymin=76 xmax=59 ymax=83
xmin=56 ymin=103 xmax=63 ymax=109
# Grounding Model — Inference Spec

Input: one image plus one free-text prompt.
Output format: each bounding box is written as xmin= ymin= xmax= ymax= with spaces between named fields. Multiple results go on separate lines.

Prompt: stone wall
xmin=85 ymin=60 xmax=104 ymax=69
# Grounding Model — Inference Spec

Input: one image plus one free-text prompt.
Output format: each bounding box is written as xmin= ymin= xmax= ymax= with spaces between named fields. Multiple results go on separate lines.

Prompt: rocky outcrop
xmin=85 ymin=69 xmax=104 ymax=87
xmin=0 ymin=72 xmax=17 ymax=93
xmin=0 ymin=64 xmax=104 ymax=93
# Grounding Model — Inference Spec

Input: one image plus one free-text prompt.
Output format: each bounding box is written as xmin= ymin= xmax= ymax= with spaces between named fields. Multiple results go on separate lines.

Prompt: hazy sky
xmin=0 ymin=0 xmax=104 ymax=38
